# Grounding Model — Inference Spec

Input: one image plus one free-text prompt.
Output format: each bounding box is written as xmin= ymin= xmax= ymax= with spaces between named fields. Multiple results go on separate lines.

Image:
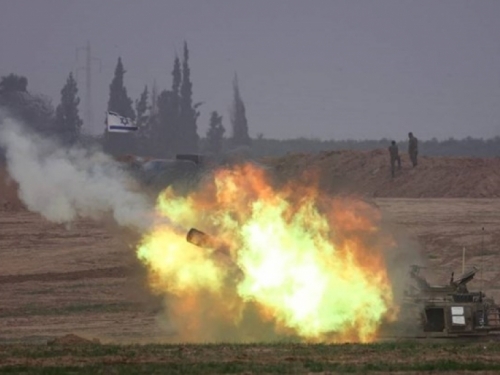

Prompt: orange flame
xmin=137 ymin=163 xmax=396 ymax=342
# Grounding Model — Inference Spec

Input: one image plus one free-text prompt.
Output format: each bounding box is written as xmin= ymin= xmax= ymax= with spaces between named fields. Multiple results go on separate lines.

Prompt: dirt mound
xmin=2 ymin=150 xmax=500 ymax=209
xmin=47 ymin=334 xmax=100 ymax=346
xmin=267 ymin=149 xmax=500 ymax=198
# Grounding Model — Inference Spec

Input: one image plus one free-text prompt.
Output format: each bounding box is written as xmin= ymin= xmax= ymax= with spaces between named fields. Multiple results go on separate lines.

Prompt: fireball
xmin=137 ymin=163 xmax=395 ymax=342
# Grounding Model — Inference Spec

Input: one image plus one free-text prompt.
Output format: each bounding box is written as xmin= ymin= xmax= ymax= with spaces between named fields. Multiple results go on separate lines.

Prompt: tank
xmin=396 ymin=265 xmax=500 ymax=339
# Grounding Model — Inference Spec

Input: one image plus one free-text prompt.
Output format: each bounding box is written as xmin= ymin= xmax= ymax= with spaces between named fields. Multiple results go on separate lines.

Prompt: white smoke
xmin=0 ymin=117 xmax=154 ymax=231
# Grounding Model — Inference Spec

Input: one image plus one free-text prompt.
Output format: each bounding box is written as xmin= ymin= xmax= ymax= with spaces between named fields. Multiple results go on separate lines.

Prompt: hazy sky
xmin=1 ymin=0 xmax=499 ymax=140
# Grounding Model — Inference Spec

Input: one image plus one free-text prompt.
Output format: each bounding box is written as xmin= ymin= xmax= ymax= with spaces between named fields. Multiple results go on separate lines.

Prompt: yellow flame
xmin=137 ymin=163 xmax=395 ymax=342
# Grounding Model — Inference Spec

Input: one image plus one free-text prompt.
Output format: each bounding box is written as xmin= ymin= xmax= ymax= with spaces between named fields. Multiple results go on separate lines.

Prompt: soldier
xmin=408 ymin=132 xmax=418 ymax=167
xmin=388 ymin=140 xmax=401 ymax=178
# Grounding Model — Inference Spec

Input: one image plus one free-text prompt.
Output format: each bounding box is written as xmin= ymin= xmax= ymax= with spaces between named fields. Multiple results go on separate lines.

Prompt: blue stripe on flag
xmin=109 ymin=125 xmax=138 ymax=131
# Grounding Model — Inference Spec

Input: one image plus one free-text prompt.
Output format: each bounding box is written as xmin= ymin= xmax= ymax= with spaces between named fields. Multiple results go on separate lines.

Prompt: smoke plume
xmin=0 ymin=117 xmax=153 ymax=231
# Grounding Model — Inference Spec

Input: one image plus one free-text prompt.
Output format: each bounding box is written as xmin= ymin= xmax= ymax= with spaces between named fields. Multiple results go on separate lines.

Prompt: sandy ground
xmin=377 ymin=198 xmax=500 ymax=298
xmin=1 ymin=198 xmax=499 ymax=344
xmin=0 ymin=212 xmax=165 ymax=344
xmin=268 ymin=150 xmax=500 ymax=198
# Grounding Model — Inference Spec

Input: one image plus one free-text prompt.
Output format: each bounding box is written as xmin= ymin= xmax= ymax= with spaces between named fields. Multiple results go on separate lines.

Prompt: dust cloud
xmin=0 ymin=117 xmax=153 ymax=231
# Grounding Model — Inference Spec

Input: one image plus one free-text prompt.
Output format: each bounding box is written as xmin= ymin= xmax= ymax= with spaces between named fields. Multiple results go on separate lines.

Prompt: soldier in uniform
xmin=408 ymin=132 xmax=418 ymax=167
xmin=388 ymin=140 xmax=401 ymax=177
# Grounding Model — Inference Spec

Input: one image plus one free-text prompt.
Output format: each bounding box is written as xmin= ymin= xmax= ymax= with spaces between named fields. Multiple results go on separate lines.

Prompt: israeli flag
xmin=106 ymin=111 xmax=138 ymax=133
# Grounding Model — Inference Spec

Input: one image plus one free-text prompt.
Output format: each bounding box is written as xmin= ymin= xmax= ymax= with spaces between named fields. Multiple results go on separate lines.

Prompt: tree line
xmin=0 ymin=41 xmax=499 ymax=159
xmin=103 ymin=42 xmax=250 ymax=158
xmin=0 ymin=41 xmax=251 ymax=159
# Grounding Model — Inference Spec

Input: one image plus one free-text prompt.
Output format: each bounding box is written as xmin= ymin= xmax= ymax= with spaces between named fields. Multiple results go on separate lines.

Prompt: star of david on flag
xmin=106 ymin=111 xmax=138 ymax=133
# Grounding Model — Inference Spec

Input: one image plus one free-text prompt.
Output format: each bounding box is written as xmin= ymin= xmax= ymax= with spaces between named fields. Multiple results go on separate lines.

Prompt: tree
xmin=150 ymin=80 xmax=159 ymax=119
xmin=107 ymin=57 xmax=135 ymax=120
xmin=170 ymin=55 xmax=182 ymax=144
xmin=134 ymin=85 xmax=150 ymax=155
xmin=55 ymin=72 xmax=82 ymax=144
xmin=206 ymin=111 xmax=225 ymax=155
xmin=147 ymin=56 xmax=183 ymax=158
xmin=104 ymin=58 xmax=136 ymax=156
xmin=135 ymin=85 xmax=149 ymax=128
xmin=178 ymin=42 xmax=199 ymax=153
xmin=0 ymin=74 xmax=55 ymax=133
xmin=230 ymin=74 xmax=251 ymax=147
xmin=0 ymin=74 xmax=27 ymax=93
xmin=0 ymin=74 xmax=29 ymax=112
xmin=167 ymin=55 xmax=181 ymax=153
xmin=156 ymin=89 xmax=182 ymax=158
xmin=172 ymin=56 xmax=181 ymax=100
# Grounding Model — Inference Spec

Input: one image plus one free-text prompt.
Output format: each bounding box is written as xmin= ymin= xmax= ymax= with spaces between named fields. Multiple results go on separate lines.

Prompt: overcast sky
xmin=1 ymin=0 xmax=499 ymax=141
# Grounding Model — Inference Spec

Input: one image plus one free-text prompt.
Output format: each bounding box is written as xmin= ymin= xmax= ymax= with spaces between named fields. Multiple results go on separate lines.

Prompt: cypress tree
xmin=104 ymin=57 xmax=136 ymax=156
xmin=168 ymin=56 xmax=181 ymax=153
xmin=178 ymin=42 xmax=199 ymax=153
xmin=134 ymin=85 xmax=150 ymax=155
xmin=148 ymin=56 xmax=183 ymax=158
xmin=55 ymin=72 xmax=83 ymax=144
xmin=135 ymin=85 xmax=149 ymax=128
xmin=230 ymin=74 xmax=251 ymax=147
xmin=172 ymin=56 xmax=181 ymax=98
xmin=206 ymin=111 xmax=225 ymax=155
xmin=150 ymin=80 xmax=158 ymax=118
xmin=155 ymin=89 xmax=175 ymax=157
xmin=107 ymin=57 xmax=135 ymax=120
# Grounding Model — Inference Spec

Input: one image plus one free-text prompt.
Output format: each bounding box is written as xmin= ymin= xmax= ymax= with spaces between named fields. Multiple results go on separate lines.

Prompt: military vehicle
xmin=117 ymin=149 xmax=270 ymax=198
xmin=396 ymin=264 xmax=500 ymax=339
xmin=115 ymin=153 xmax=213 ymax=196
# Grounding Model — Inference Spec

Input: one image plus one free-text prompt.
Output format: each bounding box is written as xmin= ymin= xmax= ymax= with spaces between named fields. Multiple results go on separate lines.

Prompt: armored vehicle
xmin=399 ymin=265 xmax=500 ymax=339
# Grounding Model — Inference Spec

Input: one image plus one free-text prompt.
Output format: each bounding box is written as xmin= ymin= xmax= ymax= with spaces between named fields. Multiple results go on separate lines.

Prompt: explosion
xmin=137 ymin=163 xmax=396 ymax=343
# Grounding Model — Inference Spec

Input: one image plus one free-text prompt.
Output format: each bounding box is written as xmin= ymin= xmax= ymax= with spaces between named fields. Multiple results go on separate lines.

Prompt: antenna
xmin=75 ymin=41 xmax=101 ymax=134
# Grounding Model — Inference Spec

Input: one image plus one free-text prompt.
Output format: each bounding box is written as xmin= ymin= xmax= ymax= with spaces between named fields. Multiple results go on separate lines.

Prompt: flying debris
xmin=187 ymin=228 xmax=232 ymax=258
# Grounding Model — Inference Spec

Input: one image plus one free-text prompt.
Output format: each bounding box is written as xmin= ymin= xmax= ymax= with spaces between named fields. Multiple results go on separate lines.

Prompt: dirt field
xmin=1 ymin=199 xmax=499 ymax=344
xmin=268 ymin=150 xmax=500 ymax=198
xmin=376 ymin=198 xmax=500 ymax=298
xmin=2 ymin=153 xmax=500 ymax=372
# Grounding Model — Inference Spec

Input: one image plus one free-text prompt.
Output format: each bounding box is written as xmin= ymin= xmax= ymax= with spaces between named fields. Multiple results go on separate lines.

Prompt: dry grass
xmin=3 ymin=341 xmax=500 ymax=374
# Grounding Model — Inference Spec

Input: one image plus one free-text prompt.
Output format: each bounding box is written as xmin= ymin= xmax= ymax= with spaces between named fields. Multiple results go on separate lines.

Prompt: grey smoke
xmin=0 ymin=117 xmax=154 ymax=231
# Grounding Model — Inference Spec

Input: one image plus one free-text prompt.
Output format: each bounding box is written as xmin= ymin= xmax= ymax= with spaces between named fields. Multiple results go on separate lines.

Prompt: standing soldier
xmin=388 ymin=140 xmax=401 ymax=178
xmin=408 ymin=132 xmax=418 ymax=167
